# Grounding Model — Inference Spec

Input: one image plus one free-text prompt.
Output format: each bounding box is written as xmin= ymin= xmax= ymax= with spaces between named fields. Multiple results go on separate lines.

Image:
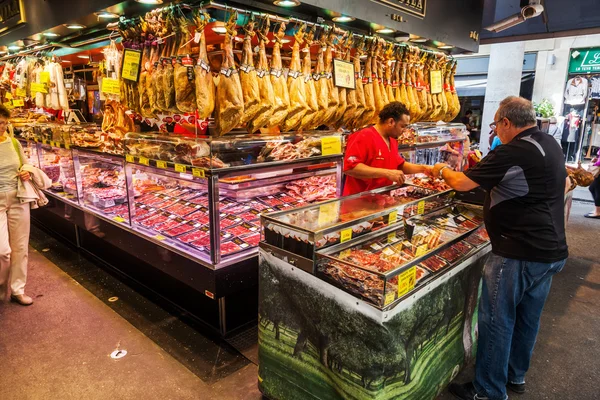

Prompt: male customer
xmin=343 ymin=102 xmax=431 ymax=196
xmin=432 ymin=97 xmax=568 ymax=400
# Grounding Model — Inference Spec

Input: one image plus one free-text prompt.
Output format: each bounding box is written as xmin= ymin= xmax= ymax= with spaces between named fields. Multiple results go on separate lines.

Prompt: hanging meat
xmin=147 ymin=12 xmax=166 ymax=116
xmin=378 ymin=40 xmax=389 ymax=106
xmin=267 ymin=22 xmax=290 ymax=129
xmin=345 ymin=36 xmax=366 ymax=130
xmin=299 ymin=25 xmax=319 ymax=131
xmin=214 ymin=12 xmax=244 ymax=136
xmin=341 ymin=34 xmax=357 ymax=128
xmin=435 ymin=55 xmax=449 ymax=121
xmin=193 ymin=11 xmax=215 ymax=121
xmin=163 ymin=13 xmax=179 ymax=113
xmin=385 ymin=43 xmax=396 ymax=103
xmin=394 ymin=47 xmax=407 ymax=107
xmin=359 ymin=38 xmax=376 ymax=127
xmin=371 ymin=39 xmax=386 ymax=124
xmin=413 ymin=49 xmax=428 ymax=120
xmin=239 ymin=17 xmax=266 ymax=125
xmin=247 ymin=16 xmax=275 ymax=133
xmin=322 ymin=27 xmax=340 ymax=127
xmin=403 ymin=49 xmax=421 ymax=121
xmin=281 ymin=24 xmax=308 ymax=132
xmin=449 ymin=61 xmax=461 ymax=120
xmin=423 ymin=55 xmax=438 ymax=121
xmin=174 ymin=16 xmax=196 ymax=113
xmin=138 ymin=16 xmax=153 ymax=117
xmin=330 ymin=32 xmax=350 ymax=128
xmin=312 ymin=30 xmax=329 ymax=128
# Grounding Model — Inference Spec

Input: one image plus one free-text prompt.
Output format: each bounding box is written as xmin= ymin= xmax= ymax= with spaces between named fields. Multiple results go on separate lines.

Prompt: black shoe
xmin=449 ymin=382 xmax=488 ymax=400
xmin=507 ymin=381 xmax=526 ymax=394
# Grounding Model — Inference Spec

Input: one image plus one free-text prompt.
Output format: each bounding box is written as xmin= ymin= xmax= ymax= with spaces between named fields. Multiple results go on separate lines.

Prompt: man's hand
xmin=386 ymin=169 xmax=406 ymax=185
xmin=19 ymin=171 xmax=31 ymax=181
xmin=422 ymin=165 xmax=434 ymax=177
xmin=432 ymin=163 xmax=449 ymax=179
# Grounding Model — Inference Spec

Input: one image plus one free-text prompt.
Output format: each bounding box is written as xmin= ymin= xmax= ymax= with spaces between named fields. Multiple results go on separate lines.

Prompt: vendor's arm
xmin=345 ymin=163 xmax=406 ymax=184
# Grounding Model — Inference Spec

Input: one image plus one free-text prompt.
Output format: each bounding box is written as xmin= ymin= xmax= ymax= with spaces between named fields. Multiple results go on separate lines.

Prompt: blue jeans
xmin=473 ymin=254 xmax=566 ymax=400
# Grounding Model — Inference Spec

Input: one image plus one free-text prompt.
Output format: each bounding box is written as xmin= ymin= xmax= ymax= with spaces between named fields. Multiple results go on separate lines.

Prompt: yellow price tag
xmin=50 ymin=141 xmax=56 ymax=147
xmin=384 ymin=291 xmax=396 ymax=306
xmin=138 ymin=156 xmax=149 ymax=166
xmin=156 ymin=160 xmax=167 ymax=169
xmin=415 ymin=243 xmax=428 ymax=257
xmin=5 ymin=92 xmax=12 ymax=99
xmin=101 ymin=77 xmax=121 ymax=95
xmin=113 ymin=216 xmax=126 ymax=223
xmin=42 ymin=139 xmax=48 ymax=145
xmin=126 ymin=155 xmax=135 ymax=163
xmin=339 ymin=249 xmax=351 ymax=259
xmin=321 ymin=136 xmax=342 ymax=156
xmin=417 ymin=200 xmax=425 ymax=215
xmin=340 ymin=228 xmax=352 ymax=243
xmin=397 ymin=266 xmax=417 ymax=297
xmin=388 ymin=232 xmax=397 ymax=243
xmin=389 ymin=210 xmax=398 ymax=224
xmin=430 ymin=70 xmax=443 ymax=94
xmin=3 ymin=101 xmax=13 ymax=109
xmin=31 ymin=82 xmax=48 ymax=94
xmin=122 ymin=49 xmax=142 ymax=82
xmin=65 ymin=142 xmax=71 ymax=149
xmin=155 ymin=234 xmax=166 ymax=241
xmin=40 ymin=71 xmax=50 ymax=84
xmin=15 ymin=88 xmax=26 ymax=97
xmin=12 ymin=99 xmax=23 ymax=107
xmin=318 ymin=202 xmax=339 ymax=227
xmin=175 ymin=164 xmax=187 ymax=173
xmin=192 ymin=168 xmax=206 ymax=178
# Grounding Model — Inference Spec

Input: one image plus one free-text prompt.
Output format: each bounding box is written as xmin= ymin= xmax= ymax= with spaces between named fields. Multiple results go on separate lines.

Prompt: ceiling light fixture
xmin=272 ymin=39 xmax=291 ymax=44
xmin=376 ymin=27 xmax=395 ymax=34
xmin=94 ymin=12 xmax=119 ymax=19
xmin=212 ymin=26 xmax=227 ymax=34
xmin=43 ymin=32 xmax=60 ymax=37
xmin=409 ymin=35 xmax=428 ymax=43
xmin=77 ymin=55 xmax=90 ymax=59
xmin=438 ymin=45 xmax=454 ymax=50
xmin=64 ymin=24 xmax=86 ymax=29
xmin=33 ymin=45 xmax=45 ymax=49
xmin=8 ymin=45 xmax=22 ymax=50
xmin=0 ymin=51 xmax=6 ymax=55
xmin=273 ymin=0 xmax=301 ymax=7
xmin=332 ymin=16 xmax=355 ymax=23
xmin=135 ymin=0 xmax=163 ymax=4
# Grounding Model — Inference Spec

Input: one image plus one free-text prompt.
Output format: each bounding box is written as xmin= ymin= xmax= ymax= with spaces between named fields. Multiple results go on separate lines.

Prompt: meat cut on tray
xmin=178 ymin=228 xmax=210 ymax=244
xmin=163 ymin=222 xmax=197 ymax=238
xmin=165 ymin=202 xmax=198 ymax=217
xmin=225 ymin=222 xmax=259 ymax=237
xmin=241 ymin=232 xmax=260 ymax=247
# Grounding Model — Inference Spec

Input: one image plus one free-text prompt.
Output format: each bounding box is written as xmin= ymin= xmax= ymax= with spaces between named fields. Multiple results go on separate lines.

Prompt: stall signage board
xmin=340 ymin=228 xmax=352 ymax=243
xmin=374 ymin=0 xmax=426 ymax=18
xmin=321 ymin=136 xmax=342 ymax=156
xmin=0 ymin=0 xmax=25 ymax=34
xmin=569 ymin=48 xmax=600 ymax=74
xmin=121 ymin=49 xmax=142 ymax=82
xmin=397 ymin=266 xmax=417 ymax=296
xmin=333 ymin=59 xmax=355 ymax=89
xmin=102 ymin=77 xmax=121 ymax=95
xmin=430 ymin=70 xmax=442 ymax=94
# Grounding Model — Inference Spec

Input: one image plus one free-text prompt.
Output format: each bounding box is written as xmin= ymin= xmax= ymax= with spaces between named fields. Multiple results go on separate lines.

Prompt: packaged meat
xmin=187 ymin=208 xmax=210 ymax=225
xmin=155 ymin=218 xmax=186 ymax=233
xmin=238 ymin=209 xmax=261 ymax=222
xmin=420 ymin=256 xmax=448 ymax=273
xmin=225 ymin=222 xmax=259 ymax=237
xmin=220 ymin=238 xmax=250 ymax=256
xmin=220 ymin=214 xmax=243 ymax=228
xmin=189 ymin=231 xmax=212 ymax=248
xmin=257 ymin=195 xmax=284 ymax=207
xmin=139 ymin=212 xmax=170 ymax=228
xmin=165 ymin=201 xmax=198 ymax=217
xmin=241 ymin=232 xmax=260 ymax=247
xmin=178 ymin=226 xmax=210 ymax=244
xmin=162 ymin=222 xmax=197 ymax=238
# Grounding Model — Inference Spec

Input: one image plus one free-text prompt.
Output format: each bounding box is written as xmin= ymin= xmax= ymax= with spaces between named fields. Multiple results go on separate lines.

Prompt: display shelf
xmin=315 ymin=203 xmax=486 ymax=309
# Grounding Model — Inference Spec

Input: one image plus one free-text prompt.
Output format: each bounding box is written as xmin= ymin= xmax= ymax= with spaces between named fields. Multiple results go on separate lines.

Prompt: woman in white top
xmin=0 ymin=105 xmax=33 ymax=305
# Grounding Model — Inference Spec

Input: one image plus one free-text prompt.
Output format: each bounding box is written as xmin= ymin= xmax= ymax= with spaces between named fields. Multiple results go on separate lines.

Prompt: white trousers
xmin=0 ymin=190 xmax=30 ymax=297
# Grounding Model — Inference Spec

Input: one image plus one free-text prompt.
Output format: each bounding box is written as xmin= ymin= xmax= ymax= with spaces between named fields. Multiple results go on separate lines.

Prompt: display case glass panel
xmin=39 ymin=144 xmax=78 ymax=204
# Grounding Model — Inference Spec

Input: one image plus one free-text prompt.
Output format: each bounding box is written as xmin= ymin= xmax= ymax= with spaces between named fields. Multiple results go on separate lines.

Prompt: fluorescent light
xmin=64 ymin=24 xmax=86 ymax=29
xmin=376 ymin=28 xmax=395 ymax=34
xmin=33 ymin=45 xmax=45 ymax=49
xmin=409 ymin=35 xmax=428 ymax=43
xmin=94 ymin=12 xmax=119 ymax=19
xmin=272 ymin=39 xmax=291 ymax=44
xmin=136 ymin=0 xmax=163 ymax=4
xmin=61 ymin=60 xmax=71 ymax=63
xmin=43 ymin=32 xmax=60 ymax=37
xmin=273 ymin=0 xmax=300 ymax=7
xmin=8 ymin=45 xmax=22 ymax=50
xmin=0 ymin=51 xmax=6 ymax=55
xmin=332 ymin=16 xmax=355 ymax=23
xmin=212 ymin=26 xmax=227 ymax=34
xmin=438 ymin=45 xmax=454 ymax=50
xmin=77 ymin=55 xmax=90 ymax=59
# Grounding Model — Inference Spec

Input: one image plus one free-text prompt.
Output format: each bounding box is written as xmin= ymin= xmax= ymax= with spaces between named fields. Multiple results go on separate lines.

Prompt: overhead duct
xmin=484 ymin=0 xmax=545 ymax=33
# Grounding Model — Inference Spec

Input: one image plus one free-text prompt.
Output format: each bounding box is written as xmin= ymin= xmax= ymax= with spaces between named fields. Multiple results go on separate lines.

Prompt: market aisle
xmin=438 ymin=200 xmax=600 ymax=400
xmin=0 ymin=231 xmax=261 ymax=400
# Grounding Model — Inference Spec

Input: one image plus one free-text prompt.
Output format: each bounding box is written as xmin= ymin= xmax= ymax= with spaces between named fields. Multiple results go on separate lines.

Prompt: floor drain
xmin=110 ymin=349 xmax=127 ymax=359
xmin=108 ymin=297 xmax=119 ymax=302
xmin=42 ymin=248 xmax=50 ymax=252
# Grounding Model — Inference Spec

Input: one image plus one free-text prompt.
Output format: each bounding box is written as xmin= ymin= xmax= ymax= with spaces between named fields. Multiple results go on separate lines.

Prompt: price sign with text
xmin=340 ymin=228 xmax=352 ymax=243
xmin=31 ymin=82 xmax=48 ymax=94
xmin=192 ymin=168 xmax=206 ymax=178
xmin=121 ymin=49 xmax=142 ymax=82
xmin=175 ymin=164 xmax=187 ymax=173
xmin=15 ymin=88 xmax=26 ymax=97
xmin=397 ymin=266 xmax=417 ymax=297
xmin=430 ymin=70 xmax=443 ymax=94
xmin=101 ymin=77 xmax=121 ymax=95
xmin=321 ymin=136 xmax=342 ymax=156
xmin=156 ymin=160 xmax=167 ymax=169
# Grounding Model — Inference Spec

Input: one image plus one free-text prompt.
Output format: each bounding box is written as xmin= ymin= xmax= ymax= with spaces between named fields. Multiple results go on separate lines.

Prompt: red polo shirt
xmin=343 ymin=126 xmax=405 ymax=196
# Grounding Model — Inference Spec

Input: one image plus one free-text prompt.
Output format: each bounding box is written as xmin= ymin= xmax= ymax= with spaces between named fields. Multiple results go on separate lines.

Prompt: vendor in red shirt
xmin=343 ymin=102 xmax=432 ymax=196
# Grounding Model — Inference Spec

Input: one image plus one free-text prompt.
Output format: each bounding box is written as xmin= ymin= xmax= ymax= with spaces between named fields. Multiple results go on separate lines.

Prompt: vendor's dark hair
xmin=465 ymin=109 xmax=473 ymax=115
xmin=379 ymin=102 xmax=410 ymax=122
xmin=0 ymin=104 xmax=10 ymax=119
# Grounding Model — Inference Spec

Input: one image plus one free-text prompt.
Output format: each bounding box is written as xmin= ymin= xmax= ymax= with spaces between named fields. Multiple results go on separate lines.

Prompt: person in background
xmin=461 ymin=109 xmax=474 ymax=130
xmin=547 ymin=117 xmax=562 ymax=145
xmin=490 ymin=130 xmax=502 ymax=150
xmin=433 ymin=97 xmax=568 ymax=400
xmin=343 ymin=102 xmax=432 ymax=196
xmin=0 ymin=105 xmax=34 ymax=306
xmin=585 ymin=149 xmax=600 ymax=219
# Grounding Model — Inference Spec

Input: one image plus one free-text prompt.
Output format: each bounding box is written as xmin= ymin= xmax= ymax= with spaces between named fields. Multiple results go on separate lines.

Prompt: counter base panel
xmin=258 ymin=247 xmax=490 ymax=400
xmin=32 ymin=196 xmax=258 ymax=336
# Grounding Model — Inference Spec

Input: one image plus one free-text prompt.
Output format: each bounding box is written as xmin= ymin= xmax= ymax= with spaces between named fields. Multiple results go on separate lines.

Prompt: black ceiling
xmin=481 ymin=0 xmax=600 ymax=42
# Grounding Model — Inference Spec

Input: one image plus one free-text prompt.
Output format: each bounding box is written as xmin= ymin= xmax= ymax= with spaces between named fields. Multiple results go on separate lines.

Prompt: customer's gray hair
xmin=497 ymin=97 xmax=537 ymax=128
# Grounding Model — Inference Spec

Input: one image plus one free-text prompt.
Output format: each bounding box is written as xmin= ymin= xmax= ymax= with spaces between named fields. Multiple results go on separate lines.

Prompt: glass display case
xmin=38 ymin=143 xmax=79 ymax=204
xmin=68 ymin=124 xmax=103 ymax=149
xmin=261 ymin=184 xmax=454 ymax=260
xmin=314 ymin=203 xmax=487 ymax=309
xmin=18 ymin=139 xmax=40 ymax=168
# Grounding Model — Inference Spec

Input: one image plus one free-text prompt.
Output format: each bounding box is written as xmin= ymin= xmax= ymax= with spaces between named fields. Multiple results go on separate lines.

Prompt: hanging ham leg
xmin=174 ymin=16 xmax=196 ymax=113
xmin=346 ymin=36 xmax=366 ymax=130
xmin=450 ymin=61 xmax=461 ymax=120
xmin=193 ymin=11 xmax=215 ymax=120
xmin=299 ymin=25 xmax=319 ymax=131
xmin=214 ymin=12 xmax=244 ymax=136
xmin=371 ymin=39 xmax=386 ymax=124
xmin=385 ymin=43 xmax=396 ymax=103
xmin=404 ymin=50 xmax=421 ymax=121
xmin=267 ymin=22 xmax=290 ymax=129
xmin=313 ymin=30 xmax=329 ymax=128
xmin=281 ymin=24 xmax=308 ymax=132
xmin=247 ymin=16 xmax=275 ymax=133
xmin=322 ymin=27 xmax=340 ymax=126
xmin=360 ymin=38 xmax=376 ymax=127
xmin=239 ymin=17 xmax=265 ymax=125
xmin=341 ymin=34 xmax=357 ymax=128
xmin=394 ymin=47 xmax=406 ymax=106
xmin=331 ymin=32 xmax=349 ymax=128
